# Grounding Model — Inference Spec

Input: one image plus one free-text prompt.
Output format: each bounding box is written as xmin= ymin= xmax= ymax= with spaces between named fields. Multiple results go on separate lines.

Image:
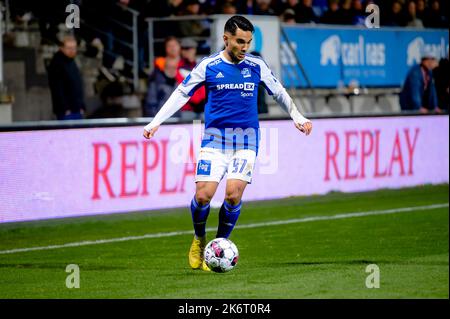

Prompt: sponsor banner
xmin=0 ymin=116 xmax=448 ymax=223
xmin=281 ymin=26 xmax=449 ymax=87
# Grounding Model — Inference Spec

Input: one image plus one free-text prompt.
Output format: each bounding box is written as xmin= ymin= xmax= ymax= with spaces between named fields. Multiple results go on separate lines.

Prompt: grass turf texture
xmin=0 ymin=184 xmax=448 ymax=298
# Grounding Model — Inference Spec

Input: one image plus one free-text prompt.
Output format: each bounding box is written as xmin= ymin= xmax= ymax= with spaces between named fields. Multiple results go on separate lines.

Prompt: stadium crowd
xmin=7 ymin=0 xmax=449 ymax=49
xmin=3 ymin=0 xmax=449 ymax=120
xmin=143 ymin=0 xmax=449 ymax=28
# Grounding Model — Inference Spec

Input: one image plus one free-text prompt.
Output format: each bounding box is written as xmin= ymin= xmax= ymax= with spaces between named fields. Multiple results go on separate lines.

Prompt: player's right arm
xmin=143 ymin=60 xmax=207 ymax=139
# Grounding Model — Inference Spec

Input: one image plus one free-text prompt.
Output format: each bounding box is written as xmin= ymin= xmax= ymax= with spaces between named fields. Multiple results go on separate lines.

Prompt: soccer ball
xmin=204 ymin=238 xmax=239 ymax=273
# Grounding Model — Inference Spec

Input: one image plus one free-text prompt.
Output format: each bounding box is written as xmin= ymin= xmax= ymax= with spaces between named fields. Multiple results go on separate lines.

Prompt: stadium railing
xmin=0 ymin=2 xmax=14 ymax=123
xmin=78 ymin=2 xmax=140 ymax=92
xmin=146 ymin=15 xmax=212 ymax=73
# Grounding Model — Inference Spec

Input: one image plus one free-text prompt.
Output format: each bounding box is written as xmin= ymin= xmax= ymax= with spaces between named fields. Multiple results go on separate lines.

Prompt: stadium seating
xmin=350 ymin=95 xmax=378 ymax=114
xmin=377 ymin=94 xmax=401 ymax=113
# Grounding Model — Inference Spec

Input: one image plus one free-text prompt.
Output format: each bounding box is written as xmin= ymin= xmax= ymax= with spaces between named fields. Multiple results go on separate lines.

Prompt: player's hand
xmin=295 ymin=121 xmax=312 ymax=136
xmin=143 ymin=125 xmax=159 ymax=139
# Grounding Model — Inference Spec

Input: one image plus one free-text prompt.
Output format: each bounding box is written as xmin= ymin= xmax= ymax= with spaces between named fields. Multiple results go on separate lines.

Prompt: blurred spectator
xmin=177 ymin=38 xmax=206 ymax=120
xmin=178 ymin=38 xmax=198 ymax=71
xmin=144 ymin=58 xmax=181 ymax=117
xmin=297 ymin=0 xmax=319 ymax=23
xmin=382 ymin=1 xmax=407 ymax=26
xmin=424 ymin=0 xmax=448 ymax=28
xmin=221 ymin=2 xmax=239 ymax=14
xmin=237 ymin=0 xmax=255 ymax=14
xmin=281 ymin=9 xmax=297 ymax=24
xmin=254 ymin=0 xmax=276 ymax=15
xmin=400 ymin=55 xmax=439 ymax=113
xmin=215 ymin=0 xmax=260 ymax=15
xmin=154 ymin=36 xmax=181 ymax=72
xmin=146 ymin=0 xmax=184 ymax=17
xmin=278 ymin=0 xmax=301 ymax=16
xmin=179 ymin=0 xmax=209 ymax=37
xmin=47 ymin=36 xmax=86 ymax=120
xmin=351 ymin=0 xmax=366 ymax=26
xmin=406 ymin=1 xmax=424 ymax=28
xmin=433 ymin=57 xmax=450 ymax=113
xmin=212 ymin=0 xmax=241 ymax=14
xmin=180 ymin=0 xmax=202 ymax=15
xmin=415 ymin=0 xmax=427 ymax=22
xmin=337 ymin=0 xmax=355 ymax=25
xmin=320 ymin=0 xmax=341 ymax=24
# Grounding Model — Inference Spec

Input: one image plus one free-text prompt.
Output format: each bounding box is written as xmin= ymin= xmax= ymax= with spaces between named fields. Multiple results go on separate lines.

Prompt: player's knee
xmin=195 ymin=192 xmax=212 ymax=206
xmin=225 ymin=191 xmax=241 ymax=206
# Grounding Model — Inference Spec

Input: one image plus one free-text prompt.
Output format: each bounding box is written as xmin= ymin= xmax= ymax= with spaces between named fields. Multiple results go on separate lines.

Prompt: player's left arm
xmin=259 ymin=62 xmax=312 ymax=136
xmin=273 ymin=89 xmax=312 ymax=136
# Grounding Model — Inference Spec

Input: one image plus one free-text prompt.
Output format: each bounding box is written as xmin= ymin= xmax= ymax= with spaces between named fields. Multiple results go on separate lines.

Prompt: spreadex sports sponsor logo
xmin=216 ymin=82 xmax=255 ymax=91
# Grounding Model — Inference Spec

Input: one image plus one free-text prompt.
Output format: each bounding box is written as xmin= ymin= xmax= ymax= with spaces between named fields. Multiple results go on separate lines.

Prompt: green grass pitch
xmin=0 ymin=184 xmax=448 ymax=298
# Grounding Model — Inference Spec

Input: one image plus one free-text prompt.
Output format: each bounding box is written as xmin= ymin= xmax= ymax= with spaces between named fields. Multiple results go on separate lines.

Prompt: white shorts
xmin=195 ymin=147 xmax=257 ymax=184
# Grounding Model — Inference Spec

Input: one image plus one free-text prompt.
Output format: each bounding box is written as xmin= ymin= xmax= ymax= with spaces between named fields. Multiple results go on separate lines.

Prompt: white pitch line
xmin=0 ymin=203 xmax=448 ymax=255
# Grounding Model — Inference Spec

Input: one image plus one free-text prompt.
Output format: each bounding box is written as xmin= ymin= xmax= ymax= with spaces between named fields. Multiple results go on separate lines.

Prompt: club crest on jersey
xmin=241 ymin=68 xmax=251 ymax=78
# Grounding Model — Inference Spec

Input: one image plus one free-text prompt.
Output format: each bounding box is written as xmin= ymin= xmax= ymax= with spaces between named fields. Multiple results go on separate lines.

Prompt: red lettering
xmin=404 ymin=128 xmax=420 ymax=175
xmin=92 ymin=143 xmax=115 ymax=200
xmin=345 ymin=131 xmax=359 ymax=180
xmin=160 ymin=139 xmax=178 ymax=194
xmin=360 ymin=130 xmax=373 ymax=179
xmin=120 ymin=141 xmax=139 ymax=198
xmin=325 ymin=132 xmax=340 ymax=181
xmin=142 ymin=140 xmax=159 ymax=195
xmin=374 ymin=130 xmax=387 ymax=178
xmin=388 ymin=131 xmax=405 ymax=176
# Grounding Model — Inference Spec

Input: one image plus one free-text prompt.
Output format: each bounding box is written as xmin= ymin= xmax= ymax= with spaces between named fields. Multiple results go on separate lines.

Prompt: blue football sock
xmin=216 ymin=201 xmax=242 ymax=238
xmin=190 ymin=197 xmax=210 ymax=238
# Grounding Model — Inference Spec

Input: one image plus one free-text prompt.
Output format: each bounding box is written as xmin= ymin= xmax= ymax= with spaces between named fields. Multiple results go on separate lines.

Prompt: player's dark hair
xmin=224 ymin=15 xmax=254 ymax=35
